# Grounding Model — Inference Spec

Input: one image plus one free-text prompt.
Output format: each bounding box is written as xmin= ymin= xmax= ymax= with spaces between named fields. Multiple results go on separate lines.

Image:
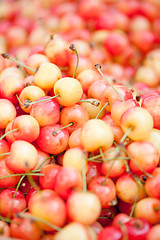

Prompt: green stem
xmin=95 ymin=101 xmax=109 ymax=119
xmin=0 ymin=128 xmax=19 ymax=140
xmin=0 ymin=172 xmax=44 ymax=180
xmin=29 ymin=94 xmax=60 ymax=106
xmin=17 ymin=212 xmax=61 ymax=232
xmin=53 ymin=122 xmax=74 ymax=136
xmin=129 ymin=183 xmax=140 ymax=217
xmin=120 ymin=126 xmax=133 ymax=144
xmin=78 ymin=99 xmax=100 ymax=106
xmin=1 ymin=53 xmax=36 ymax=73
xmin=13 ymin=175 xmax=25 ymax=198
xmin=69 ymin=44 xmax=79 ymax=78
xmin=95 ymin=65 xmax=124 ymax=102
xmin=0 ymin=152 xmax=11 ymax=157
xmin=101 ymin=161 xmax=115 ymax=185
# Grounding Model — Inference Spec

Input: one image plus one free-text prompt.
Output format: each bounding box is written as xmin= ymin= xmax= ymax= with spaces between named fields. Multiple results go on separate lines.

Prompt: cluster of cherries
xmin=1 ymin=0 xmax=160 ymax=239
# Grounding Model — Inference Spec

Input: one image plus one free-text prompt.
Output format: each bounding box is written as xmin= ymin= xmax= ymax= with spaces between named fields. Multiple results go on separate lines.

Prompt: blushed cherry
xmin=54 ymin=77 xmax=83 ymax=106
xmin=10 ymin=212 xmax=42 ymax=240
xmin=0 ymin=99 xmax=16 ymax=129
xmin=111 ymin=99 xmax=139 ymax=126
xmin=60 ymin=104 xmax=89 ymax=134
xmin=63 ymin=147 xmax=88 ymax=172
xmin=30 ymin=96 xmax=60 ymax=127
xmin=0 ymin=139 xmax=10 ymax=160
xmin=68 ymin=128 xmax=82 ymax=148
xmin=145 ymin=168 xmax=160 ymax=199
xmin=80 ymin=119 xmax=114 ymax=152
xmin=33 ymin=62 xmax=62 ymax=91
xmin=134 ymin=198 xmax=160 ymax=224
xmin=147 ymin=224 xmax=160 ymax=240
xmin=67 ymin=190 xmax=101 ymax=225
xmin=120 ymin=106 xmax=154 ymax=141
xmin=145 ymin=128 xmax=160 ymax=154
xmin=101 ymin=147 xmax=127 ymax=178
xmin=18 ymin=85 xmax=45 ymax=113
xmin=0 ymin=66 xmax=24 ymax=84
xmin=39 ymin=164 xmax=61 ymax=190
xmin=28 ymin=189 xmax=67 ymax=231
xmin=55 ymin=166 xmax=83 ymax=199
xmin=26 ymin=53 xmax=49 ymax=75
xmin=0 ymin=159 xmax=20 ymax=188
xmin=53 ymin=222 xmax=92 ymax=240
xmin=97 ymin=226 xmax=123 ymax=240
xmin=76 ymin=68 xmax=100 ymax=94
xmin=0 ymin=76 xmax=24 ymax=104
xmin=116 ymin=173 xmax=147 ymax=204
xmin=128 ymin=141 xmax=159 ymax=174
xmin=37 ymin=124 xmax=69 ymax=154
xmin=0 ymin=220 xmax=10 ymax=238
xmin=88 ymin=79 xmax=108 ymax=100
xmin=34 ymin=149 xmax=52 ymax=170
xmin=6 ymin=115 xmax=40 ymax=143
xmin=0 ymin=188 xmax=26 ymax=218
xmin=5 ymin=140 xmax=38 ymax=173
xmin=88 ymin=176 xmax=116 ymax=208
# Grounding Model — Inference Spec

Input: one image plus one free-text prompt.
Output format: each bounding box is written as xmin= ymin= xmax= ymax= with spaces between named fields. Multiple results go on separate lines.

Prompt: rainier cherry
xmin=80 ymin=119 xmax=114 ymax=152
xmin=0 ymin=99 xmax=16 ymax=129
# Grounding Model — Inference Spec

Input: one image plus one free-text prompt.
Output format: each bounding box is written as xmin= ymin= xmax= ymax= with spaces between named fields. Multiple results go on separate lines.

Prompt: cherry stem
xmin=95 ymin=64 xmax=124 ymax=102
xmin=1 ymin=53 xmax=36 ymax=73
xmin=27 ymin=174 xmax=40 ymax=192
xmin=154 ymin=206 xmax=160 ymax=212
xmin=13 ymin=175 xmax=25 ymax=198
xmin=87 ymin=147 xmax=118 ymax=161
xmin=95 ymin=101 xmax=109 ymax=119
xmin=102 ymin=161 xmax=115 ymax=185
xmin=119 ymin=126 xmax=133 ymax=144
xmin=37 ymin=156 xmax=54 ymax=170
xmin=15 ymin=55 xmax=28 ymax=77
xmin=29 ymin=94 xmax=60 ymax=106
xmin=0 ymin=152 xmax=11 ymax=157
xmin=121 ymin=146 xmax=153 ymax=178
xmin=0 ymin=128 xmax=19 ymax=140
xmin=129 ymin=181 xmax=140 ymax=217
xmin=0 ymin=171 xmax=44 ymax=180
xmin=78 ymin=99 xmax=100 ymax=106
xmin=17 ymin=212 xmax=61 ymax=232
xmin=0 ymin=214 xmax=13 ymax=224
xmin=69 ymin=44 xmax=79 ymax=78
xmin=52 ymin=122 xmax=74 ymax=136
xmin=82 ymin=152 xmax=87 ymax=192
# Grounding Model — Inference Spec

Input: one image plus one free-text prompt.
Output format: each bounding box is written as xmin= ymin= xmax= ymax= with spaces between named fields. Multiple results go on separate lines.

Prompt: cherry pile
xmin=0 ymin=0 xmax=160 ymax=239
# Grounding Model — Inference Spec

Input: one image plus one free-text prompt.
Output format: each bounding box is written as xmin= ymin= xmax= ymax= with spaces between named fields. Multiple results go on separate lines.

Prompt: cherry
xmin=0 ymin=188 xmax=26 ymax=218
xmin=37 ymin=124 xmax=69 ymax=154
xmin=0 ymin=99 xmax=16 ymax=129
xmin=97 ymin=225 xmax=123 ymax=240
xmin=28 ymin=189 xmax=67 ymax=231
xmin=10 ymin=212 xmax=42 ymax=240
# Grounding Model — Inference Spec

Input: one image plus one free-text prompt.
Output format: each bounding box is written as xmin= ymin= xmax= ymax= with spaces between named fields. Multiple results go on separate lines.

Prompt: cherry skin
xmin=80 ymin=119 xmax=114 ymax=152
xmin=134 ymin=197 xmax=160 ymax=224
xmin=60 ymin=104 xmax=89 ymax=134
xmin=67 ymin=190 xmax=101 ymax=225
xmin=128 ymin=141 xmax=159 ymax=174
xmin=146 ymin=224 xmax=160 ymax=240
xmin=54 ymin=77 xmax=83 ymax=106
xmin=37 ymin=124 xmax=69 ymax=155
xmin=10 ymin=212 xmax=42 ymax=240
xmin=6 ymin=114 xmax=40 ymax=143
xmin=120 ymin=106 xmax=154 ymax=141
xmin=124 ymin=217 xmax=151 ymax=240
xmin=88 ymin=176 xmax=116 ymax=208
xmin=0 ymin=220 xmax=10 ymax=237
xmin=5 ymin=140 xmax=38 ymax=173
xmin=116 ymin=173 xmax=147 ymax=204
xmin=97 ymin=226 xmax=123 ymax=240
xmin=30 ymin=96 xmax=60 ymax=127
xmin=0 ymin=139 xmax=10 ymax=160
xmin=26 ymin=53 xmax=49 ymax=75
xmin=0 ymin=99 xmax=16 ymax=129
xmin=0 ymin=159 xmax=20 ymax=188
xmin=28 ymin=189 xmax=67 ymax=231
xmin=39 ymin=164 xmax=61 ymax=190
xmin=145 ymin=168 xmax=160 ymax=199
xmin=54 ymin=166 xmax=83 ymax=199
xmin=0 ymin=188 xmax=26 ymax=218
